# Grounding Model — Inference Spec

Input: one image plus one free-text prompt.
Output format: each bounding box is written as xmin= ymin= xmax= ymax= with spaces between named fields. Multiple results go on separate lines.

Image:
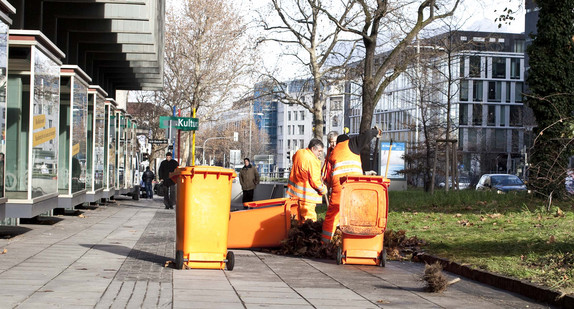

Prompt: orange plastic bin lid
xmin=170 ymin=166 xmax=237 ymax=180
xmin=339 ymin=175 xmax=389 ymax=236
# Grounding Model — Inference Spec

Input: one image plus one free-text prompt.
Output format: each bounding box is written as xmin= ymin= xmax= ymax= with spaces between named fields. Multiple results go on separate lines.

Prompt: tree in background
xmin=526 ymin=0 xmax=574 ymax=199
xmin=320 ymin=0 xmax=461 ymax=167
xmin=150 ymin=0 xmax=255 ymax=166
xmin=260 ymin=0 xmax=358 ymax=140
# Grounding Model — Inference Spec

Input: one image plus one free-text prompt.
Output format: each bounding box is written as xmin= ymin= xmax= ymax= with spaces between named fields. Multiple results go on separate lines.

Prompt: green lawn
xmin=320 ymin=189 xmax=574 ymax=295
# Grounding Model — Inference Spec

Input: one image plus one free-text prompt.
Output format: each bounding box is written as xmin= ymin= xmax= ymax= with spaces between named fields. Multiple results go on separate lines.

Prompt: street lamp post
xmin=202 ymin=137 xmax=230 ymax=165
xmin=242 ymin=102 xmax=263 ymax=159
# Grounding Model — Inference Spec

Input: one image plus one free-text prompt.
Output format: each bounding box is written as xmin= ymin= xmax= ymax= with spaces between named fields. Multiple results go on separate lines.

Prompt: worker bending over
xmin=287 ymin=138 xmax=328 ymax=224
xmin=322 ymin=127 xmax=382 ymax=243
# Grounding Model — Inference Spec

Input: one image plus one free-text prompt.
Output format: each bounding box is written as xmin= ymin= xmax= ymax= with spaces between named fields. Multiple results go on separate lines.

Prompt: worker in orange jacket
xmin=321 ymin=131 xmax=339 ymax=186
xmin=287 ymin=138 xmax=328 ymax=224
xmin=322 ymin=127 xmax=381 ymax=243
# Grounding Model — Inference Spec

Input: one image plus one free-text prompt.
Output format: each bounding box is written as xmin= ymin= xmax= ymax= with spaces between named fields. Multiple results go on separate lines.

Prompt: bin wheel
xmin=226 ymin=251 xmax=235 ymax=271
xmin=175 ymin=250 xmax=184 ymax=270
xmin=379 ymin=249 xmax=387 ymax=267
xmin=336 ymin=247 xmax=343 ymax=265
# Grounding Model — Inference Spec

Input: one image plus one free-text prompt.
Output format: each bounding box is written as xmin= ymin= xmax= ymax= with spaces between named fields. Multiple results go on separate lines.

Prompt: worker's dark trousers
xmin=163 ymin=185 xmax=176 ymax=209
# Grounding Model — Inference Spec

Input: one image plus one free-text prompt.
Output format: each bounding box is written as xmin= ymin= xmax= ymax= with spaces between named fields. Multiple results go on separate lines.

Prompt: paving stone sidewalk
xmin=0 ymin=197 xmax=556 ymax=308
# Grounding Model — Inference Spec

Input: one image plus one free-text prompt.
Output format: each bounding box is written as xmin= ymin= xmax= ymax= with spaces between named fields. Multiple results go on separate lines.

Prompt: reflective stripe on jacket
xmin=328 ymin=140 xmax=363 ymax=189
xmin=287 ymin=148 xmax=327 ymax=203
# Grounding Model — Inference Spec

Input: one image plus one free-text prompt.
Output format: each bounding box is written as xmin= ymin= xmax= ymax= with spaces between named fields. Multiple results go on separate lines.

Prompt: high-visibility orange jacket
xmin=287 ymin=148 xmax=327 ymax=204
xmin=325 ymin=140 xmax=363 ymax=194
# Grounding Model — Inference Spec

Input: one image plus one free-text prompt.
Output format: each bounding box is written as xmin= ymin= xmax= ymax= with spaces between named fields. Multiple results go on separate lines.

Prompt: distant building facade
xmin=347 ymin=31 xmax=530 ymax=181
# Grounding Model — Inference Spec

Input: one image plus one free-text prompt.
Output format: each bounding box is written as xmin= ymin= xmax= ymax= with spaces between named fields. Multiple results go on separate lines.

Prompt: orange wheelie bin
xmin=170 ymin=166 xmax=236 ymax=270
xmin=336 ymin=175 xmax=390 ymax=266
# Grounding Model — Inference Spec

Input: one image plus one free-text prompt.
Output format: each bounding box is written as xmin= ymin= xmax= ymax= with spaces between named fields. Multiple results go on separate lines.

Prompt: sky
xmin=232 ymin=0 xmax=525 ymax=80
xmin=162 ymin=0 xmax=525 ymax=83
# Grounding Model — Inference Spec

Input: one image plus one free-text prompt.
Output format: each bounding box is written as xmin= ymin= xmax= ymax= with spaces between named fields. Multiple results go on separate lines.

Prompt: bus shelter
xmin=85 ymin=86 xmax=106 ymax=203
xmin=4 ymin=30 xmax=64 ymax=219
xmin=58 ymin=65 xmax=90 ymax=209
xmin=102 ymin=98 xmax=117 ymax=200
xmin=115 ymin=108 xmax=127 ymax=195
xmin=0 ymin=0 xmax=15 ymax=223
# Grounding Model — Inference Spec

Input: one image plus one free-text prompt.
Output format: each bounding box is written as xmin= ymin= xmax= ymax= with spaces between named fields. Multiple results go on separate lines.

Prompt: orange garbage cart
xmin=228 ymin=198 xmax=299 ymax=249
xmin=336 ymin=175 xmax=390 ymax=266
xmin=170 ymin=166 xmax=236 ymax=270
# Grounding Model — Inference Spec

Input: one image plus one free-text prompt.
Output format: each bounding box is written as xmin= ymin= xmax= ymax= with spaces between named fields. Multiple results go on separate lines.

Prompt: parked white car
xmin=438 ymin=176 xmax=471 ymax=190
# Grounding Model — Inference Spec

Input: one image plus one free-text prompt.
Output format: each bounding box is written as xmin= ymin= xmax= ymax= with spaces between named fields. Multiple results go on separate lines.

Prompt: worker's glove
xmin=365 ymin=170 xmax=377 ymax=176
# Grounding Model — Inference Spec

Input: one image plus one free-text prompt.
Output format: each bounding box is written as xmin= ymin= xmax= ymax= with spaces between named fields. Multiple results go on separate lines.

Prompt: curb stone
xmin=414 ymin=253 xmax=574 ymax=308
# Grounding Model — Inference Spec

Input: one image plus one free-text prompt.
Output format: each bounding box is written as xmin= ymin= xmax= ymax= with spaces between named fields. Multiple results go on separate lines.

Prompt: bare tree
xmin=129 ymin=91 xmax=169 ymax=167
xmin=321 ymin=1 xmax=461 ymax=132
xmin=152 ymin=0 xmax=256 ymax=166
xmin=260 ymin=0 xmax=358 ymax=139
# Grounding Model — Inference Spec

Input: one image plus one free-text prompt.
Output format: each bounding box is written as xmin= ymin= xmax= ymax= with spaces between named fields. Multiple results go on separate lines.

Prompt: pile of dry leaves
xmin=264 ymin=219 xmax=426 ymax=261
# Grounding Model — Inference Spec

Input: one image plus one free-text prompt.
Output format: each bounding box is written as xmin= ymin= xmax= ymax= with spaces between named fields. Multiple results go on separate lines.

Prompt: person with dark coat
xmin=239 ymin=158 xmax=260 ymax=207
xmin=158 ymin=152 xmax=179 ymax=209
xmin=142 ymin=166 xmax=155 ymax=199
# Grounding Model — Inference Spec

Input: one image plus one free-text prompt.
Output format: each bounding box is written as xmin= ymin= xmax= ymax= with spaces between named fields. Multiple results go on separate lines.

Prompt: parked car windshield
xmin=491 ymin=175 xmax=523 ymax=186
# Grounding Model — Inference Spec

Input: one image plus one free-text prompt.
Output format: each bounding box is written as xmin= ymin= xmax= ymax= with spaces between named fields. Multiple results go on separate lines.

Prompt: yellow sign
xmin=33 ymin=115 xmax=46 ymax=130
xmin=33 ymin=127 xmax=56 ymax=147
xmin=72 ymin=143 xmax=80 ymax=156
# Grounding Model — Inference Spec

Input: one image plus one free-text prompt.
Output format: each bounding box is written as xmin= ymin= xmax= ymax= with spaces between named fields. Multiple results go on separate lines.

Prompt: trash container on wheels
xmin=170 ymin=166 xmax=237 ymax=270
xmin=336 ymin=175 xmax=390 ymax=266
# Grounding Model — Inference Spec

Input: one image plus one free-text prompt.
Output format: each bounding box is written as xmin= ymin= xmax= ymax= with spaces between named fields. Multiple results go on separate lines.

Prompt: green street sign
xmin=159 ymin=116 xmax=199 ymax=131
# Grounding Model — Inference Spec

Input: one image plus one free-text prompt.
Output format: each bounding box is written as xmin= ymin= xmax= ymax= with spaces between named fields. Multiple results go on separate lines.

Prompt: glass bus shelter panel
xmin=86 ymin=93 xmax=94 ymax=192
xmin=6 ymin=74 xmax=29 ymax=199
xmin=0 ymin=22 xmax=9 ymax=199
xmin=93 ymin=95 xmax=105 ymax=190
xmin=124 ymin=117 xmax=132 ymax=189
xmin=71 ymin=78 xmax=87 ymax=193
xmin=107 ymin=108 xmax=116 ymax=189
xmin=116 ymin=113 xmax=125 ymax=190
xmin=31 ymin=47 xmax=59 ymax=199
xmin=58 ymin=76 xmax=71 ymax=194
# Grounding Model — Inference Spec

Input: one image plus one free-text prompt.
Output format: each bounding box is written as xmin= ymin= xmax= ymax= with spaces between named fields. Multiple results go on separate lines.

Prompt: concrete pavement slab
xmin=0 ymin=196 xmax=558 ymax=309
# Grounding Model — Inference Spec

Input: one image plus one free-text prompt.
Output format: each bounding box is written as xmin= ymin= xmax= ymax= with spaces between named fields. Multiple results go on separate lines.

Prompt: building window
xmin=492 ymin=57 xmax=506 ymax=78
xmin=459 ymin=56 xmax=465 ymax=77
xmin=506 ymin=82 xmax=511 ymax=102
xmin=473 ymin=81 xmax=483 ymax=101
xmin=510 ymin=106 xmax=522 ymax=127
xmin=510 ymin=58 xmax=520 ymax=79
xmin=333 ymin=115 xmax=339 ymax=127
xmin=487 ymin=105 xmax=495 ymax=126
xmin=514 ymin=39 xmax=525 ymax=53
xmin=500 ymin=106 xmax=506 ymax=127
xmin=469 ymin=56 xmax=481 ymax=78
xmin=287 ymin=139 xmax=291 ymax=149
xmin=300 ymin=111 xmax=305 ymax=120
xmin=495 ymin=129 xmax=506 ymax=151
xmin=294 ymin=112 xmax=298 ymax=121
xmin=515 ymin=82 xmax=524 ymax=102
xmin=488 ymin=81 xmax=501 ymax=102
xmin=460 ymin=80 xmax=469 ymax=101
xmin=300 ymin=139 xmax=304 ymax=148
xmin=288 ymin=125 xmax=291 ymax=135
xmin=299 ymin=125 xmax=304 ymax=134
xmin=459 ymin=104 xmax=468 ymax=125
xmin=288 ymin=112 xmax=291 ymax=121
xmin=472 ymin=104 xmax=482 ymax=126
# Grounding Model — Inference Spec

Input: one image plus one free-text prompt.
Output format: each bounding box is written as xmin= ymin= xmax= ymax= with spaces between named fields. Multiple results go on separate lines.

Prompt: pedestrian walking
xmin=158 ymin=152 xmax=179 ymax=209
xmin=287 ymin=138 xmax=327 ymax=224
xmin=142 ymin=166 xmax=155 ymax=199
xmin=239 ymin=158 xmax=260 ymax=207
xmin=321 ymin=127 xmax=381 ymax=243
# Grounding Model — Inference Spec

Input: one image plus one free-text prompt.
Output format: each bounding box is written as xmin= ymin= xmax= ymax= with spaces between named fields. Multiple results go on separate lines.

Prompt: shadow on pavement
xmin=81 ymin=243 xmax=172 ymax=266
xmin=0 ymin=226 xmax=32 ymax=239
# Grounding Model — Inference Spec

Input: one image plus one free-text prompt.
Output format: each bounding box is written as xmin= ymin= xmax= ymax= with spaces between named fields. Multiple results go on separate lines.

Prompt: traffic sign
xmin=149 ymin=139 xmax=169 ymax=144
xmin=159 ymin=116 xmax=199 ymax=131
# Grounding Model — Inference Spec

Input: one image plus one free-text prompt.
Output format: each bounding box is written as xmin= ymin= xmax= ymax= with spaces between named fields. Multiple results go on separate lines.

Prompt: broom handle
xmin=384 ymin=139 xmax=393 ymax=179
